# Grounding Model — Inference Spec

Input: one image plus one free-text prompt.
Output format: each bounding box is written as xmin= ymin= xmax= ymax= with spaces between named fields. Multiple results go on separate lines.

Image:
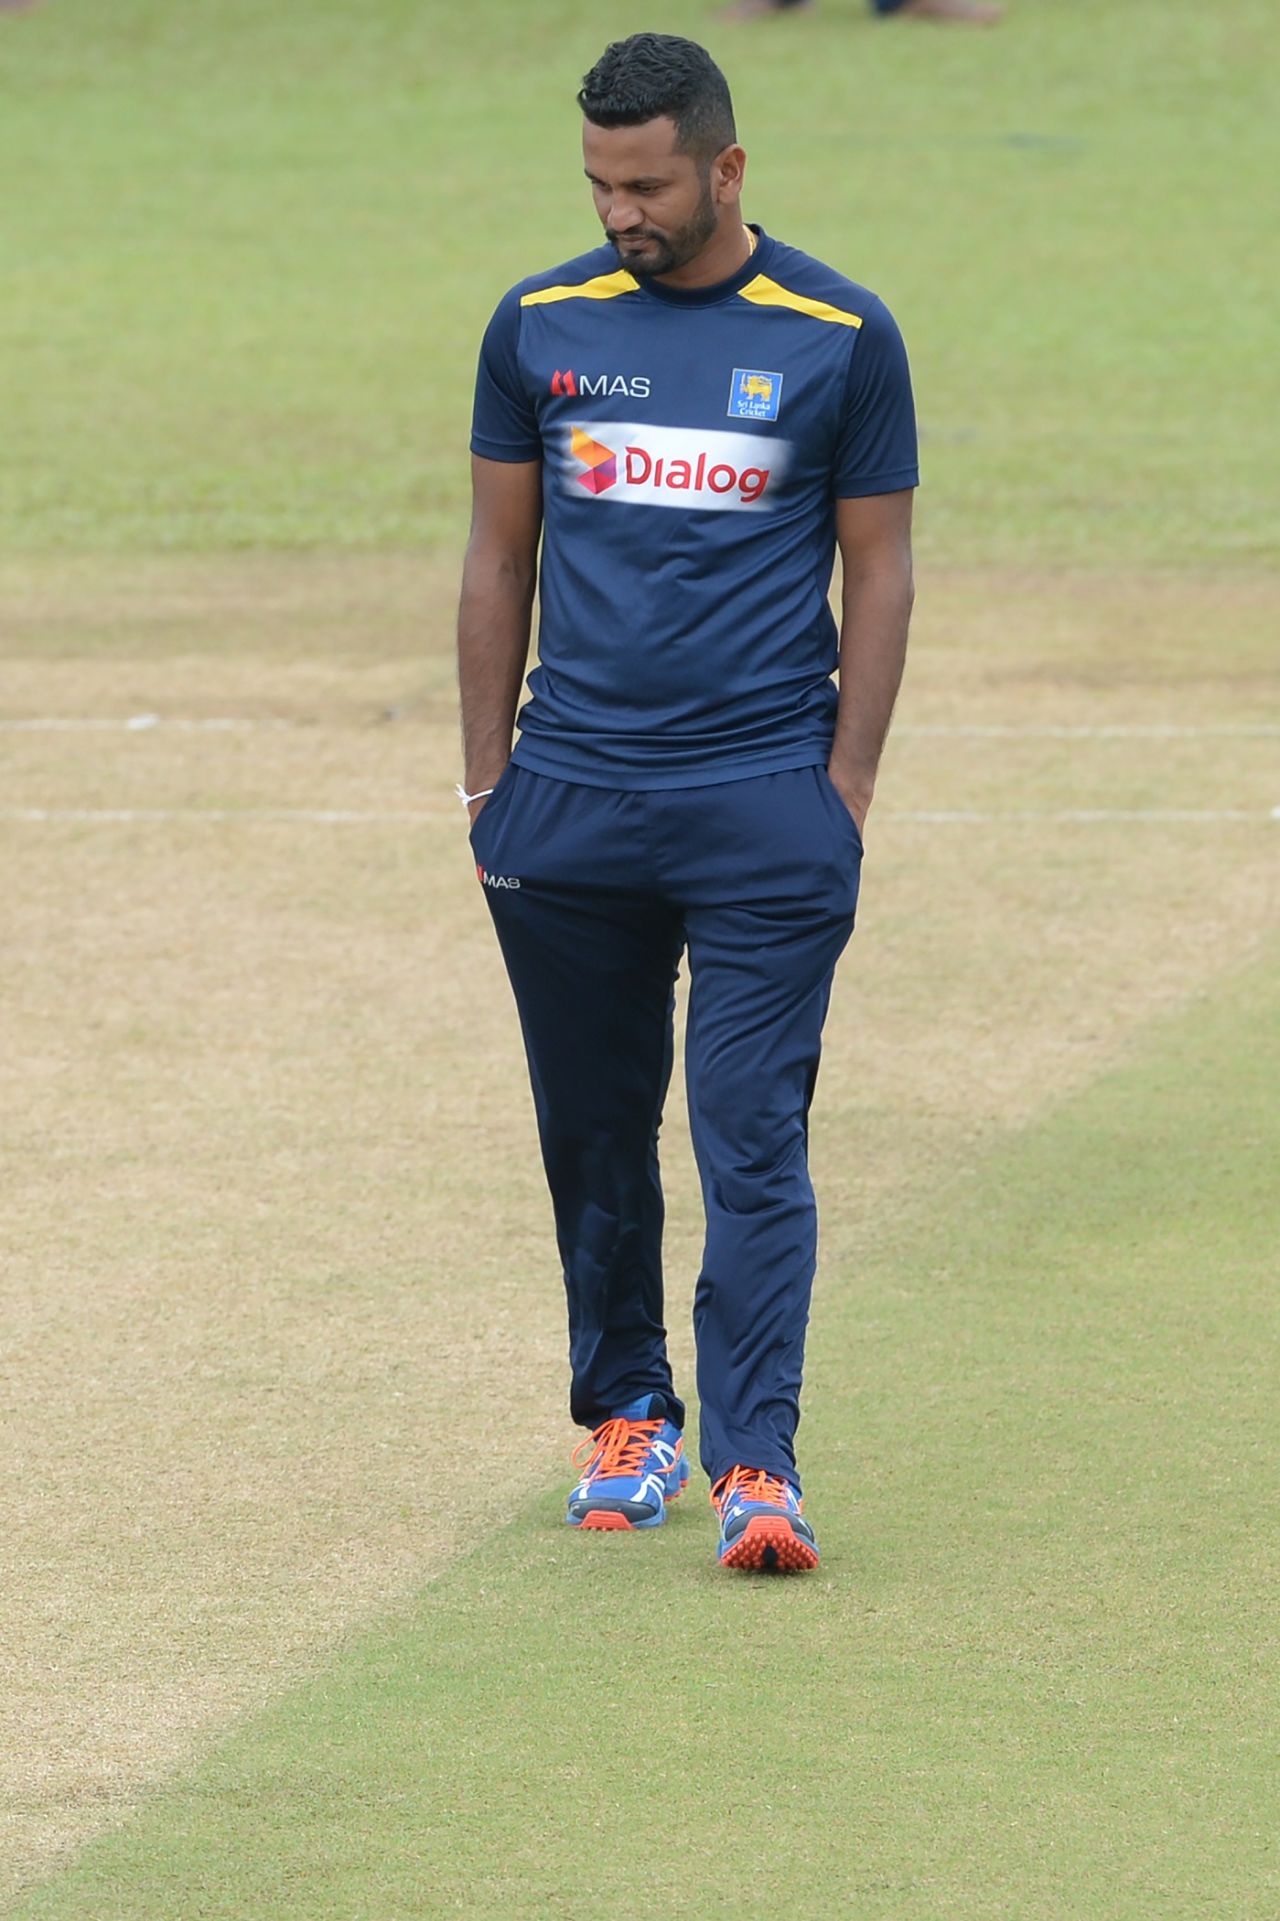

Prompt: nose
xmin=606 ymin=197 xmax=642 ymax=234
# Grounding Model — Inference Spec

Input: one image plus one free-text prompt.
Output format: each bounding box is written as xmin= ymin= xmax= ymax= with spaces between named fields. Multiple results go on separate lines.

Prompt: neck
xmin=653 ymin=219 xmax=755 ymax=291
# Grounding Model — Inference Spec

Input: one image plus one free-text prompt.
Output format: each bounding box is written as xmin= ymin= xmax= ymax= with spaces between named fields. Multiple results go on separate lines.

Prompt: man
xmin=458 ymin=33 xmax=916 ymax=1573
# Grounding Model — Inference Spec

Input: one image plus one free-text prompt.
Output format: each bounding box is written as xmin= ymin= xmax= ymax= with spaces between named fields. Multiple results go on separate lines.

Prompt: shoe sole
xmin=569 ymin=1469 xmax=688 ymax=1532
xmin=718 ymin=1514 xmax=820 ymax=1572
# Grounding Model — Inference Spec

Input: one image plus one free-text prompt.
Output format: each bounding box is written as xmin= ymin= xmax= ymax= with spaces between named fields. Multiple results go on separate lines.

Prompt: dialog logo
xmin=565 ymin=422 xmax=788 ymax=513
xmin=570 ymin=427 xmax=618 ymax=494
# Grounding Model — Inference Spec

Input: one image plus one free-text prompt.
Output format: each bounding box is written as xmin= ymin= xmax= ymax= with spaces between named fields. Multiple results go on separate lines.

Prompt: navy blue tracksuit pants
xmin=470 ymin=764 xmax=861 ymax=1494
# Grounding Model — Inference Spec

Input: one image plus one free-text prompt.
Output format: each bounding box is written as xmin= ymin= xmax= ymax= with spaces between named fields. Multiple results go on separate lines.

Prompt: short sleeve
xmin=833 ymin=296 xmax=919 ymax=499
xmin=470 ymin=288 xmax=541 ymax=463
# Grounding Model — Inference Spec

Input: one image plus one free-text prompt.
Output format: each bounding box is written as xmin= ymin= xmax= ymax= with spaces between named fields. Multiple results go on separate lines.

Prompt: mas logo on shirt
xmin=566 ymin=422 xmax=788 ymax=512
xmin=551 ymin=369 xmax=650 ymax=399
xmin=728 ymin=367 xmax=783 ymax=423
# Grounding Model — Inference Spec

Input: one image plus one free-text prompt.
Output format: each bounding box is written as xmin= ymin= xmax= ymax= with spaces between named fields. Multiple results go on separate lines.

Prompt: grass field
xmin=2 ymin=0 xmax=1278 ymax=1914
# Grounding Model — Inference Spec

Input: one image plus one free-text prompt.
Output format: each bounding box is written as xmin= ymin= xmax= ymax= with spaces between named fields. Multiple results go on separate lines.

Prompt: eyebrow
xmin=584 ymin=170 xmax=670 ymax=190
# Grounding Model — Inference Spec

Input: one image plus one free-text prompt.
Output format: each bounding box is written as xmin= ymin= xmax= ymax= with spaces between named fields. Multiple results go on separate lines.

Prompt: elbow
xmin=463 ymin=536 xmax=538 ymax=597
xmin=843 ymin=553 xmax=915 ymax=604
xmin=496 ymin=549 xmax=539 ymax=596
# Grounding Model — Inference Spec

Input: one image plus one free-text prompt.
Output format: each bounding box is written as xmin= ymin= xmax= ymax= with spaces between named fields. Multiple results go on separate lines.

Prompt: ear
xmin=712 ymin=143 xmax=747 ymax=206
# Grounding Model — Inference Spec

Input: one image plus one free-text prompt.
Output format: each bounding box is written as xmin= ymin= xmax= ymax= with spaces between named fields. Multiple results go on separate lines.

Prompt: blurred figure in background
xmin=722 ymin=0 xmax=1002 ymax=22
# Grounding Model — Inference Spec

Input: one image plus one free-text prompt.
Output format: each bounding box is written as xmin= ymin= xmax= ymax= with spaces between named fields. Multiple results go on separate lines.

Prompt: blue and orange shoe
xmin=711 ymin=1466 xmax=820 ymax=1572
xmin=566 ymin=1396 xmax=689 ymax=1531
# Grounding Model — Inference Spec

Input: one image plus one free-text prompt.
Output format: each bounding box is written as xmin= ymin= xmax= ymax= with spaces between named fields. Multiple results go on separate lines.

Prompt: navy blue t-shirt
xmin=470 ymin=227 xmax=918 ymax=788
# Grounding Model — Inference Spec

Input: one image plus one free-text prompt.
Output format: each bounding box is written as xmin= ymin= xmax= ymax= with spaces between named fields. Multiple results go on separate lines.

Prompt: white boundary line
xmin=3 ymin=717 xmax=1279 ymax=740
xmin=895 ymin=808 xmax=1280 ymax=824
xmin=900 ymin=723 xmax=1280 ymax=740
xmin=0 ymin=807 xmax=442 ymax=824
xmin=3 ymin=806 xmax=1277 ymax=827
xmin=0 ymin=715 xmax=292 ymax=733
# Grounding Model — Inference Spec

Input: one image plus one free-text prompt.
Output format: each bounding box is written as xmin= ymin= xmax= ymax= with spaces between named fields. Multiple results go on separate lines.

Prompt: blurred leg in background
xmin=721 ymin=0 xmax=1002 ymax=22
xmin=879 ymin=0 xmax=1003 ymax=19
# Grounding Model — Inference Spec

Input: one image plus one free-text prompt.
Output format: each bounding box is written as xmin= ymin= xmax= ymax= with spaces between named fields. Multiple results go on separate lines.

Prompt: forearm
xmin=829 ymin=562 xmax=914 ymax=812
xmin=457 ymin=544 xmax=537 ymax=793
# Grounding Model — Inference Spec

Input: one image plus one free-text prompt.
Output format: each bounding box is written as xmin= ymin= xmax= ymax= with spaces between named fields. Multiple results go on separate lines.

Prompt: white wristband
xmin=454 ymin=783 xmax=495 ymax=808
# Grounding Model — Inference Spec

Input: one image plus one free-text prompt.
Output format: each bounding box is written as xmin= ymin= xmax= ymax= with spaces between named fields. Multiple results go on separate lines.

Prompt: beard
xmin=607 ymin=178 xmax=719 ymax=279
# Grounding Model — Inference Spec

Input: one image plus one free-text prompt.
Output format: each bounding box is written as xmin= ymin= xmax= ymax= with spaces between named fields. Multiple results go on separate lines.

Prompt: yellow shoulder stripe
xmin=736 ymin=274 xmax=863 ymax=330
xmin=520 ymin=270 xmax=638 ymax=308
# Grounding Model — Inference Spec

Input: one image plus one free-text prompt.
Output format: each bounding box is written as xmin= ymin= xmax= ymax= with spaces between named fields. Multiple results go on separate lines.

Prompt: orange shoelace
xmin=572 ymin=1416 xmax=664 ymax=1483
xmin=710 ymin=1466 xmax=799 ymax=1514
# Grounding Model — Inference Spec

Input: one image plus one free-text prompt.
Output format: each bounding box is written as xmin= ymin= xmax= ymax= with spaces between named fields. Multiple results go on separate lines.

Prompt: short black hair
xmin=578 ymin=34 xmax=737 ymax=165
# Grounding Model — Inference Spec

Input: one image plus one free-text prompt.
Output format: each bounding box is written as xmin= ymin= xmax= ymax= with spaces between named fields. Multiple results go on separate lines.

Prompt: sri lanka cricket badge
xmin=727 ymin=368 xmax=783 ymax=422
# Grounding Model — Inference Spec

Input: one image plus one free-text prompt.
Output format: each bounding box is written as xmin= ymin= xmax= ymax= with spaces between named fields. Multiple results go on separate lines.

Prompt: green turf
xmin=13 ymin=950 xmax=1278 ymax=1920
xmin=1 ymin=0 xmax=1277 ymax=564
